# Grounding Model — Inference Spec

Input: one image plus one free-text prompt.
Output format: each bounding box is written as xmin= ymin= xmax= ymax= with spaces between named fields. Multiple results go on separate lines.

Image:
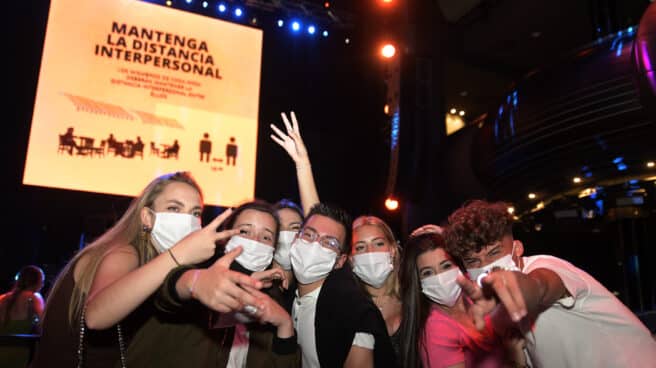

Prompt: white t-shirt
xmin=521 ymin=255 xmax=656 ymax=368
xmin=292 ymin=286 xmax=375 ymax=368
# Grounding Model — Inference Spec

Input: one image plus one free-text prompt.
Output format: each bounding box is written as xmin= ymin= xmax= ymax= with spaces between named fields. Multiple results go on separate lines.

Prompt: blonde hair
xmin=352 ymin=215 xmax=401 ymax=299
xmin=43 ymin=172 xmax=202 ymax=327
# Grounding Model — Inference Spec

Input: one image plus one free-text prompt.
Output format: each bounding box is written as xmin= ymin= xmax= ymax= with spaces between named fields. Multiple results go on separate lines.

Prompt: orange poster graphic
xmin=23 ymin=0 xmax=262 ymax=207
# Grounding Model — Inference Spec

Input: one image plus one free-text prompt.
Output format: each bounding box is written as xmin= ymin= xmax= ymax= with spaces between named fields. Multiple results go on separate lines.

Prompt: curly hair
xmin=444 ymin=199 xmax=514 ymax=259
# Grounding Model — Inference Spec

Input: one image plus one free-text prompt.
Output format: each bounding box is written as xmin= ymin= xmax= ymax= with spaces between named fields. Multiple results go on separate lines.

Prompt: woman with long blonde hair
xmin=31 ymin=171 xmax=261 ymax=368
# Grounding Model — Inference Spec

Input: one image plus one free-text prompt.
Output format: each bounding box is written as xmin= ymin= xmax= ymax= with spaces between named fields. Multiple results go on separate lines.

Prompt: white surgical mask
xmin=351 ymin=252 xmax=393 ymax=288
xmin=273 ymin=231 xmax=297 ymax=270
xmin=421 ymin=268 xmax=462 ymax=307
xmin=225 ymin=235 xmax=274 ymax=272
xmin=150 ymin=212 xmax=201 ymax=252
xmin=290 ymin=238 xmax=337 ymax=284
xmin=467 ymin=242 xmax=519 ymax=284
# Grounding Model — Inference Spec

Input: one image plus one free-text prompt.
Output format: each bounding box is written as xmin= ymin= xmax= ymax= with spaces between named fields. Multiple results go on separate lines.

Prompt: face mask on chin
xmin=289 ymin=238 xmax=337 ymax=284
xmin=273 ymin=230 xmax=297 ymax=270
xmin=149 ymin=211 xmax=201 ymax=253
xmin=225 ymin=235 xmax=275 ymax=272
xmin=351 ymin=251 xmax=394 ymax=288
xmin=421 ymin=268 xmax=463 ymax=307
xmin=466 ymin=241 xmax=520 ymax=285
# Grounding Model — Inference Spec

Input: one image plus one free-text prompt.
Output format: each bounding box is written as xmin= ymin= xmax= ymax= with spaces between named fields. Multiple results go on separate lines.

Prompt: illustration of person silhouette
xmin=225 ymin=137 xmax=238 ymax=166
xmin=199 ymin=132 xmax=212 ymax=162
xmin=132 ymin=136 xmax=145 ymax=159
xmin=164 ymin=139 xmax=180 ymax=159
xmin=59 ymin=127 xmax=79 ymax=155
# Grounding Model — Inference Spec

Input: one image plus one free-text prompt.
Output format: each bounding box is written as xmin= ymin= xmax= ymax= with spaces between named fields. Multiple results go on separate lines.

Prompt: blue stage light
xmin=277 ymin=19 xmax=284 ymax=27
xmin=322 ymin=30 xmax=329 ymax=37
xmin=234 ymin=7 xmax=243 ymax=17
xmin=218 ymin=3 xmax=226 ymax=12
xmin=291 ymin=21 xmax=301 ymax=32
xmin=185 ymin=0 xmax=193 ymax=4
xmin=202 ymin=1 xmax=208 ymax=8
xmin=308 ymin=25 xmax=316 ymax=35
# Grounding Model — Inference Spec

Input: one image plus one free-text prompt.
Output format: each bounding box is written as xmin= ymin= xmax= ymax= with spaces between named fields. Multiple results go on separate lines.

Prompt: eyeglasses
xmin=298 ymin=228 xmax=342 ymax=252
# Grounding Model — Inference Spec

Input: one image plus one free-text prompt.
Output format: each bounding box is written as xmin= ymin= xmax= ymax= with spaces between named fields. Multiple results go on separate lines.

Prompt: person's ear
xmin=141 ymin=207 xmax=155 ymax=230
xmin=512 ymin=239 xmax=524 ymax=257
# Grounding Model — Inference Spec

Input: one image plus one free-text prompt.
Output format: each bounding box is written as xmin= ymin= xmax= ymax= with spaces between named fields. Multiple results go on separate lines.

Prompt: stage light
xmin=277 ymin=19 xmax=284 ymax=27
xmin=185 ymin=0 xmax=193 ymax=4
xmin=166 ymin=0 xmax=172 ymax=6
xmin=459 ymin=110 xmax=465 ymax=116
xmin=384 ymin=104 xmax=390 ymax=115
xmin=308 ymin=25 xmax=316 ymax=35
xmin=251 ymin=17 xmax=257 ymax=25
xmin=234 ymin=7 xmax=243 ymax=17
xmin=218 ymin=3 xmax=226 ymax=12
xmin=202 ymin=1 xmax=208 ymax=8
xmin=528 ymin=193 xmax=537 ymax=199
xmin=345 ymin=38 xmax=350 ymax=44
xmin=322 ymin=30 xmax=329 ymax=37
xmin=573 ymin=177 xmax=582 ymax=183
xmin=291 ymin=21 xmax=301 ymax=32
xmin=507 ymin=206 xmax=515 ymax=214
xmin=449 ymin=108 xmax=456 ymax=114
xmin=648 ymin=161 xmax=655 ymax=168
xmin=381 ymin=44 xmax=396 ymax=58
xmin=324 ymin=1 xmax=330 ymax=8
xmin=385 ymin=197 xmax=399 ymax=211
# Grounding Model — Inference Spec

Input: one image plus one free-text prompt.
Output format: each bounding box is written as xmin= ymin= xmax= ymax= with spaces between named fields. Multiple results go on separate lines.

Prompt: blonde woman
xmin=351 ymin=215 xmax=403 ymax=362
xmin=31 ymin=172 xmax=261 ymax=368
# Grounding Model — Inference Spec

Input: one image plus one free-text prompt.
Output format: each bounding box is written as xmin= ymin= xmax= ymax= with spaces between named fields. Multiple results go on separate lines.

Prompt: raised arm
xmin=270 ymin=111 xmax=320 ymax=215
xmin=85 ymin=210 xmax=237 ymax=330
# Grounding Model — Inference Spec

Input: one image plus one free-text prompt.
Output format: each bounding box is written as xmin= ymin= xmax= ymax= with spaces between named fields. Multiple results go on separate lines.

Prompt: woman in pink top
xmin=398 ymin=232 xmax=527 ymax=368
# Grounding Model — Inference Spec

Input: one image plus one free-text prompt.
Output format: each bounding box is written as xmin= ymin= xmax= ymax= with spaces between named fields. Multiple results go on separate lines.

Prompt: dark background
xmin=5 ymin=0 xmax=656 ymax=320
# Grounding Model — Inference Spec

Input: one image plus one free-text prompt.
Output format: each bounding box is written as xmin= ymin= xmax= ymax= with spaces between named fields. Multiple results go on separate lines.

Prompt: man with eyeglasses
xmin=289 ymin=203 xmax=396 ymax=368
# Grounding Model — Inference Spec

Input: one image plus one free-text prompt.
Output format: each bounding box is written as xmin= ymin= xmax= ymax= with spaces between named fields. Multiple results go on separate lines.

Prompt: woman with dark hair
xmin=0 ymin=265 xmax=45 ymax=367
xmin=132 ymin=199 xmax=299 ymax=367
xmin=398 ymin=232 xmax=523 ymax=368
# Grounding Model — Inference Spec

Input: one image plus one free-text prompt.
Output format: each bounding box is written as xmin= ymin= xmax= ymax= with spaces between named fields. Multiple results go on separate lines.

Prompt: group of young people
xmin=25 ymin=112 xmax=656 ymax=368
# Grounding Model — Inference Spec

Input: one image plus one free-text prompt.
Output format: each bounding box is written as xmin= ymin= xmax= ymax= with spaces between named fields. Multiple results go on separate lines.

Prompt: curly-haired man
xmin=445 ymin=199 xmax=656 ymax=368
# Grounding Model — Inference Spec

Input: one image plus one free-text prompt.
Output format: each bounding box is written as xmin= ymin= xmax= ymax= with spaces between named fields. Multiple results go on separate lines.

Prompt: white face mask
xmin=150 ymin=212 xmax=201 ymax=253
xmin=290 ymin=238 xmax=337 ymax=284
xmin=225 ymin=235 xmax=274 ymax=272
xmin=273 ymin=230 xmax=297 ymax=270
xmin=467 ymin=242 xmax=519 ymax=284
xmin=421 ymin=268 xmax=463 ymax=307
xmin=351 ymin=252 xmax=393 ymax=288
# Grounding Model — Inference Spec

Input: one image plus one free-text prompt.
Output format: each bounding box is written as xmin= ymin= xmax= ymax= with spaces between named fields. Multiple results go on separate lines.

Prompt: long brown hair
xmin=42 ymin=172 xmax=202 ymax=327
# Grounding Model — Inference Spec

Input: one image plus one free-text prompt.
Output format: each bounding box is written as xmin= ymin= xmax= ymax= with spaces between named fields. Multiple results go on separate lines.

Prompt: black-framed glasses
xmin=298 ymin=228 xmax=342 ymax=252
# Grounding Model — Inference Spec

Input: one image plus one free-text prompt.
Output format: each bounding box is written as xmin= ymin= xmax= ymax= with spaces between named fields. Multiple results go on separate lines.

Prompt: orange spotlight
xmin=324 ymin=1 xmax=330 ymax=8
xmin=381 ymin=44 xmax=396 ymax=58
xmin=385 ymin=197 xmax=399 ymax=211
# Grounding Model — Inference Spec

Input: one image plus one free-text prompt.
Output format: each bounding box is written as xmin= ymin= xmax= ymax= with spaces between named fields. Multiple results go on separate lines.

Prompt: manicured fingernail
xmin=513 ymin=313 xmax=522 ymax=321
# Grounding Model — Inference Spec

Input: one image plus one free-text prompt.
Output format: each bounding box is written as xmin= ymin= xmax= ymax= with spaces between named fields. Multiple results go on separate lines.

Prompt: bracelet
xmin=188 ymin=270 xmax=201 ymax=298
xmin=168 ymin=249 xmax=181 ymax=266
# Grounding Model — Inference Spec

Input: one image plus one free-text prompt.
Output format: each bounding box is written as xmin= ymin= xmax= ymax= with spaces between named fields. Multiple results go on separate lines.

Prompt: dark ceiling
xmin=440 ymin=0 xmax=650 ymax=121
